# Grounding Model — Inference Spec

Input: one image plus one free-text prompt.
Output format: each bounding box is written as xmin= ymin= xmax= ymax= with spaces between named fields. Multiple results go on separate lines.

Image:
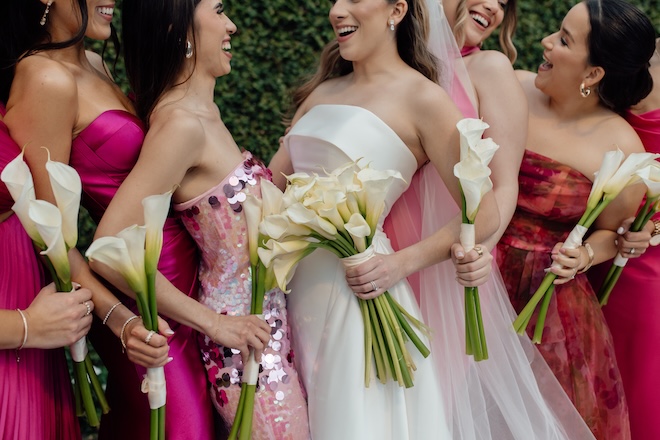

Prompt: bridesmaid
xmin=591 ymin=37 xmax=660 ymax=440
xmin=496 ymin=1 xmax=655 ymax=438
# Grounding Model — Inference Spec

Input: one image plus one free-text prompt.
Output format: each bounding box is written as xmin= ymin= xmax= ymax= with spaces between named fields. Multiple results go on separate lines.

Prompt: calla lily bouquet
xmin=86 ymin=191 xmax=173 ymax=440
xmin=598 ymin=162 xmax=660 ymax=305
xmin=453 ymin=118 xmax=500 ymax=361
xmin=0 ymin=150 xmax=109 ymax=427
xmin=513 ymin=149 xmax=659 ymax=343
xmin=253 ymin=161 xmax=431 ymax=389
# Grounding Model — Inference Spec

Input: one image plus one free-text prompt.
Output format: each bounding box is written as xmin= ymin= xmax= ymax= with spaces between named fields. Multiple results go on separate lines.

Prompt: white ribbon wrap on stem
xmin=141 ymin=366 xmax=166 ymax=409
xmin=69 ymin=337 xmax=88 ymax=363
xmin=341 ymin=245 xmax=376 ymax=270
xmin=613 ymin=253 xmax=629 ymax=268
xmin=460 ymin=223 xmax=475 ymax=253
xmin=550 ymin=224 xmax=588 ymax=269
xmin=241 ymin=314 xmax=264 ymax=385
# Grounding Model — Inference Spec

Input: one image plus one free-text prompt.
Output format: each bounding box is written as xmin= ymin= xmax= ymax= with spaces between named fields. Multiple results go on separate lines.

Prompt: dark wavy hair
xmin=122 ymin=0 xmax=202 ymax=127
xmin=585 ymin=0 xmax=655 ymax=113
xmin=0 ymin=0 xmax=88 ymax=103
xmin=290 ymin=0 xmax=440 ymax=112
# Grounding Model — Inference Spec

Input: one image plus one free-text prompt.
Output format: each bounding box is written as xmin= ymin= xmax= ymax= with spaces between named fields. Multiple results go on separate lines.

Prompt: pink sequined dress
xmin=0 ymin=107 xmax=80 ymax=439
xmin=497 ymin=150 xmax=630 ymax=440
xmin=174 ymin=152 xmax=309 ymax=439
xmin=68 ymin=110 xmax=215 ymax=440
xmin=590 ymin=108 xmax=660 ymax=440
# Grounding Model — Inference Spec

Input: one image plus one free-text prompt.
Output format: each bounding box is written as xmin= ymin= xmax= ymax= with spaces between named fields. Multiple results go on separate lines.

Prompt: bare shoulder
xmin=146 ymin=106 xmax=205 ymax=152
xmin=11 ymin=55 xmax=77 ymax=105
xmin=601 ymin=114 xmax=645 ymax=155
xmin=467 ymin=49 xmax=514 ymax=77
xmin=514 ymin=69 xmax=536 ymax=88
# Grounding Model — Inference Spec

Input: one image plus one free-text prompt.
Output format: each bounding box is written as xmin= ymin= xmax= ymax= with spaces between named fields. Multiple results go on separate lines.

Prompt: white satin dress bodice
xmin=284 ymin=105 xmax=450 ymax=440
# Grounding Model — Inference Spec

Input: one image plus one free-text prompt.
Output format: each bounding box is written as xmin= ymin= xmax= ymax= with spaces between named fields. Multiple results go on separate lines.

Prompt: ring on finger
xmin=570 ymin=268 xmax=578 ymax=280
xmin=370 ymin=280 xmax=378 ymax=292
xmin=83 ymin=301 xmax=91 ymax=316
xmin=144 ymin=330 xmax=156 ymax=346
xmin=629 ymin=247 xmax=636 ymax=255
xmin=474 ymin=246 xmax=484 ymax=257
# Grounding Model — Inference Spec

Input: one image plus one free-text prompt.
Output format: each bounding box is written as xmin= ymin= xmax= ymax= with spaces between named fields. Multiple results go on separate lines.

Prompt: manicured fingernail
xmin=617 ymin=227 xmax=624 ymax=235
xmin=456 ymin=251 xmax=465 ymax=259
xmin=614 ymin=239 xmax=618 ymax=246
xmin=164 ymin=329 xmax=175 ymax=336
xmin=165 ymin=357 xmax=174 ymax=364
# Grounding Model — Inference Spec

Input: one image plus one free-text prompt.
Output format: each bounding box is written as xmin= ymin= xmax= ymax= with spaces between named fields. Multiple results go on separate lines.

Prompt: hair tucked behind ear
xmin=585 ymin=0 xmax=655 ymax=113
xmin=0 ymin=0 xmax=88 ymax=103
xmin=122 ymin=0 xmax=201 ymax=127
xmin=290 ymin=0 xmax=441 ymax=113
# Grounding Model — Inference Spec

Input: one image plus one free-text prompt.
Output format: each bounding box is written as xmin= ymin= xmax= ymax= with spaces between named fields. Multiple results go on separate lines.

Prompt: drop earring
xmin=185 ymin=40 xmax=193 ymax=59
xmin=579 ymin=82 xmax=591 ymax=98
xmin=389 ymin=19 xmax=395 ymax=31
xmin=40 ymin=0 xmax=53 ymax=26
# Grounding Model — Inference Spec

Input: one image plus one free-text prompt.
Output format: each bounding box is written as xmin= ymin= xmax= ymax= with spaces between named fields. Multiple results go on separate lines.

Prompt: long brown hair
xmin=290 ymin=0 xmax=441 ymax=112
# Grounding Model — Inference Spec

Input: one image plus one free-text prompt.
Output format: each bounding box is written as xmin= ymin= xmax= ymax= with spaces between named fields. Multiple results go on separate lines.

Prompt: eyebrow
xmin=561 ymin=25 xmax=575 ymax=43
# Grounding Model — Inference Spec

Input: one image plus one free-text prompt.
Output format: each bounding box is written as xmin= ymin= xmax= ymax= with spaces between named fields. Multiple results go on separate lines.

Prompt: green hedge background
xmin=79 ymin=1 xmax=658 ymax=436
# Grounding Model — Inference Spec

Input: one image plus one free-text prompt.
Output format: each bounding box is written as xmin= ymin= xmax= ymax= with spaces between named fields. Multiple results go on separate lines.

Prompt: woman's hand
xmin=549 ymin=242 xmax=583 ymax=285
xmin=451 ymin=243 xmax=493 ymax=287
xmin=24 ymin=283 xmax=94 ymax=349
xmin=210 ymin=314 xmax=272 ymax=365
xmin=344 ymin=252 xmax=405 ymax=300
xmin=124 ymin=316 xmax=173 ymax=368
xmin=614 ymin=217 xmax=651 ymax=259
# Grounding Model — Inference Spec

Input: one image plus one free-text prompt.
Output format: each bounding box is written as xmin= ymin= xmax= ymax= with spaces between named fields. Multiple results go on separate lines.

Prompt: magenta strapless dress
xmin=0 ymin=114 xmax=80 ymax=439
xmin=590 ymin=109 xmax=660 ymax=440
xmin=68 ymin=110 xmax=214 ymax=439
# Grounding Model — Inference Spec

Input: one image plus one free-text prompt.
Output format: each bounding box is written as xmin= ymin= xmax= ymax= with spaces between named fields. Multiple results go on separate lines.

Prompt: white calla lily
xmin=29 ymin=200 xmax=71 ymax=288
xmin=243 ymin=193 xmax=263 ymax=266
xmin=45 ymin=155 xmax=81 ymax=249
xmin=142 ymin=191 xmax=172 ymax=275
xmin=86 ymin=236 xmax=148 ymax=297
xmin=259 ymin=213 xmax=311 ymax=241
xmin=357 ymin=168 xmax=405 ymax=233
xmin=454 ymin=155 xmax=493 ymax=222
xmin=117 ymin=225 xmax=148 ymax=282
xmin=637 ymin=163 xmax=660 ymax=199
xmin=260 ymin=178 xmax=285 ymax=216
xmin=586 ymin=149 xmax=625 ymax=209
xmin=258 ymin=240 xmax=313 ymax=293
xmin=344 ymin=213 xmax=371 ymax=252
xmin=457 ymin=118 xmax=490 ymax=159
xmin=286 ymin=202 xmax=338 ymax=240
xmin=602 ymin=152 xmax=660 ymax=201
xmin=0 ymin=152 xmax=44 ymax=247
xmin=471 ymin=137 xmax=500 ymax=167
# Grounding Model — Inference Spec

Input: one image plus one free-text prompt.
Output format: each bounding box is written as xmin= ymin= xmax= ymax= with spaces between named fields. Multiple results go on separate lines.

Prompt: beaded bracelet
xmin=578 ymin=242 xmax=595 ymax=274
xmin=102 ymin=301 xmax=122 ymax=325
xmin=16 ymin=309 xmax=28 ymax=363
xmin=120 ymin=315 xmax=140 ymax=352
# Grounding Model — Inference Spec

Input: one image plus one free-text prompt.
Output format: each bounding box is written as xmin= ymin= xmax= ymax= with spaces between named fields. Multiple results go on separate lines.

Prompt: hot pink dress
xmin=68 ymin=110 xmax=214 ymax=439
xmin=174 ymin=152 xmax=309 ymax=439
xmin=0 ymin=109 xmax=80 ymax=439
xmin=591 ymin=109 xmax=660 ymax=440
xmin=497 ymin=150 xmax=630 ymax=440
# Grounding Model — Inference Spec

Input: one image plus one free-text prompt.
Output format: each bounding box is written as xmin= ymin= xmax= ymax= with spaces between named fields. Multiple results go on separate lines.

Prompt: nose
xmin=483 ymin=0 xmax=496 ymax=13
xmin=541 ymin=32 xmax=555 ymax=50
xmin=227 ymin=15 xmax=237 ymax=35
xmin=329 ymin=0 xmax=347 ymax=22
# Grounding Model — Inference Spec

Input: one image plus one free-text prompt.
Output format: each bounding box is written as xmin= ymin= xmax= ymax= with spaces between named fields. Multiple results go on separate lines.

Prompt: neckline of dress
xmin=75 ymin=109 xmax=143 ymax=139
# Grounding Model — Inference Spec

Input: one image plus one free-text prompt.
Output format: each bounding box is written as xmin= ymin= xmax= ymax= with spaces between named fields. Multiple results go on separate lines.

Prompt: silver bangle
xmin=120 ymin=315 xmax=140 ymax=352
xmin=102 ymin=301 xmax=122 ymax=325
xmin=16 ymin=309 xmax=28 ymax=363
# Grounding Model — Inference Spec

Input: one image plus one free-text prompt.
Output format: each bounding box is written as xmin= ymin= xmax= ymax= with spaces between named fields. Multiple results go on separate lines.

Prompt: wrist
xmin=649 ymin=219 xmax=660 ymax=246
xmin=577 ymin=242 xmax=595 ymax=273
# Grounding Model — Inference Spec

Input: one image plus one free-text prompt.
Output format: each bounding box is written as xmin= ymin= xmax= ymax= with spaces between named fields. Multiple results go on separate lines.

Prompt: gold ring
xmin=474 ymin=246 xmax=484 ymax=257
xmin=144 ymin=330 xmax=156 ymax=346
xmin=370 ymin=280 xmax=378 ymax=291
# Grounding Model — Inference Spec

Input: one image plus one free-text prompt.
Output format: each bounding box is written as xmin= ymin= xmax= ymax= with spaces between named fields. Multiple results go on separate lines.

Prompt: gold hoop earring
xmin=185 ymin=40 xmax=193 ymax=59
xmin=40 ymin=0 xmax=53 ymax=26
xmin=579 ymin=82 xmax=591 ymax=98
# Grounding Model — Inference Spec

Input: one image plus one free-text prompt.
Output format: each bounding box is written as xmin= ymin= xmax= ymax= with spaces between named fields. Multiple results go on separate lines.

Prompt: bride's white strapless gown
xmin=285 ymin=105 xmax=450 ymax=440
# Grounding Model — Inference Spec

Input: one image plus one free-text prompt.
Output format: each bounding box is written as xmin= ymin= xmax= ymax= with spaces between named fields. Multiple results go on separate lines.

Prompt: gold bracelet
xmin=102 ymin=301 xmax=122 ymax=325
xmin=16 ymin=309 xmax=28 ymax=363
xmin=578 ymin=242 xmax=595 ymax=274
xmin=120 ymin=315 xmax=140 ymax=352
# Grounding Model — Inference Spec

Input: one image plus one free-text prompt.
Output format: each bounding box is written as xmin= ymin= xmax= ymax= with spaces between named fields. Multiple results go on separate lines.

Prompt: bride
xmin=270 ymin=0 xmax=595 ymax=439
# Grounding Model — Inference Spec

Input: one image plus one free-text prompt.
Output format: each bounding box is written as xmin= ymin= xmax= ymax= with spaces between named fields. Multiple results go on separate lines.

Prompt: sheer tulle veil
xmin=383 ymin=1 xmax=596 ymax=438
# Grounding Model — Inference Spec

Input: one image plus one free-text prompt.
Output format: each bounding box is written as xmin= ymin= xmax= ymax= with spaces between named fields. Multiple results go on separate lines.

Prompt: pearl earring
xmin=40 ymin=0 xmax=53 ymax=26
xmin=185 ymin=40 xmax=193 ymax=59
xmin=389 ymin=19 xmax=395 ymax=31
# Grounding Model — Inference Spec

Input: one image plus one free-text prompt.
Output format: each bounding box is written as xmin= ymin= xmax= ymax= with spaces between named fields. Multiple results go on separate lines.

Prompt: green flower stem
xmin=85 ymin=355 xmax=110 ymax=414
xmin=390 ymin=298 xmax=431 ymax=337
xmin=150 ymin=409 xmax=158 ymax=440
xmin=158 ymin=406 xmax=166 ymax=440
xmin=632 ymin=198 xmax=654 ymax=231
xmin=373 ymin=296 xmax=405 ymax=387
xmin=74 ymin=360 xmax=99 ymax=427
xmin=369 ymin=314 xmax=386 ymax=383
xmin=465 ymin=287 xmax=482 ymax=360
xmin=473 ymin=288 xmax=488 ymax=361
xmin=360 ymin=300 xmax=373 ymax=386
xmin=532 ymin=285 xmax=554 ymax=344
xmin=598 ymin=265 xmax=624 ymax=306
xmin=73 ymin=375 xmax=83 ymax=417
xmin=385 ymin=293 xmax=430 ymax=358
xmin=239 ymin=385 xmax=257 ymax=440
xmin=227 ymin=385 xmax=247 ymax=440
xmin=367 ymin=299 xmax=390 ymax=382
xmin=147 ymin=270 xmax=159 ymax=332
xmin=378 ymin=295 xmax=411 ymax=370
xmin=513 ymin=272 xmax=557 ymax=335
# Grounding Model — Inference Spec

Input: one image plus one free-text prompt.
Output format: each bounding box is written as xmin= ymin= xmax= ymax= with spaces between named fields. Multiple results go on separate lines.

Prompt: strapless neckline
xmin=76 ymin=109 xmax=143 ymax=139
